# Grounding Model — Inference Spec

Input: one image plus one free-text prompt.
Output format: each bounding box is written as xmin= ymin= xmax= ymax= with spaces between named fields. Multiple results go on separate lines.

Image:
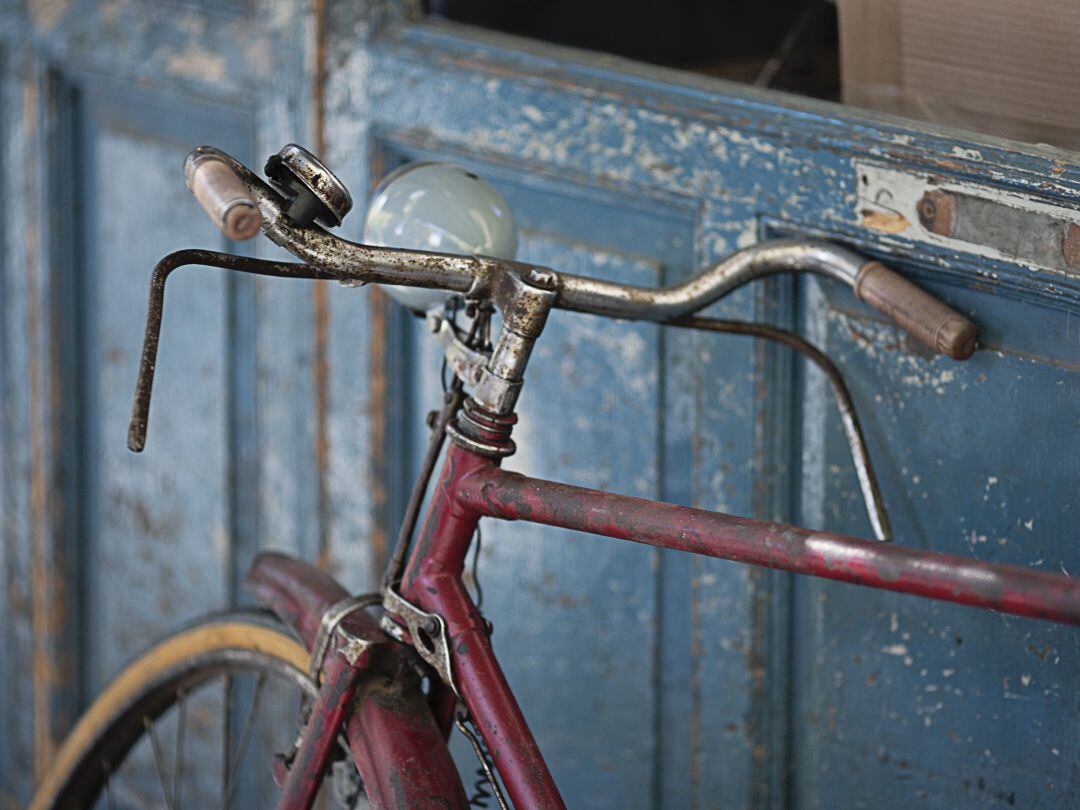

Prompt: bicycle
xmin=29 ymin=143 xmax=1080 ymax=809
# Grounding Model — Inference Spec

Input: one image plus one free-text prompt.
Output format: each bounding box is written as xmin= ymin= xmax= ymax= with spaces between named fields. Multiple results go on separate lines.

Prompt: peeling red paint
xmin=453 ymin=455 xmax=1080 ymax=626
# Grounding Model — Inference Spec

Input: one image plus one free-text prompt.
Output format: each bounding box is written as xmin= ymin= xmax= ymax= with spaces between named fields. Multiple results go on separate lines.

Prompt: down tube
xmin=453 ymin=467 xmax=1080 ymax=625
xmin=402 ymin=446 xmax=566 ymax=809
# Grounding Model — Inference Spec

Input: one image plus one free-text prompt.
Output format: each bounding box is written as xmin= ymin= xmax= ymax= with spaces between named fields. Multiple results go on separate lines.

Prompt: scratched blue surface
xmin=2 ymin=2 xmax=1079 ymax=808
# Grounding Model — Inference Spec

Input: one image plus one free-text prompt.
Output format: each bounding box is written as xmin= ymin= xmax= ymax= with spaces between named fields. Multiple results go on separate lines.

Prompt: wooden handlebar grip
xmin=184 ymin=154 xmax=261 ymax=241
xmin=854 ymin=262 xmax=977 ymax=360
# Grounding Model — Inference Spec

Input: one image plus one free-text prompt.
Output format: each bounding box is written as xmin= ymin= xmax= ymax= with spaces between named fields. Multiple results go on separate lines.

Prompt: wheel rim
xmin=32 ymin=617 xmax=363 ymax=810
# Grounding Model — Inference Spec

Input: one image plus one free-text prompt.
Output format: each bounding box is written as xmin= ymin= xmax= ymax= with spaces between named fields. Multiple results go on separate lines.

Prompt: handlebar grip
xmin=184 ymin=154 xmax=262 ymax=241
xmin=853 ymin=262 xmax=977 ymax=360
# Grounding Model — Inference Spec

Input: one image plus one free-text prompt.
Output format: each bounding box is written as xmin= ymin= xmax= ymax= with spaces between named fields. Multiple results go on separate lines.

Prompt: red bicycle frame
xmin=250 ymin=433 xmax=1080 ymax=810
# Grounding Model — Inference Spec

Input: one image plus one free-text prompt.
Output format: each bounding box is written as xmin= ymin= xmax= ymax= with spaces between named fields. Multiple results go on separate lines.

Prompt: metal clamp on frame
xmin=381 ymin=588 xmax=461 ymax=697
xmin=307 ymin=592 xmax=384 ymax=682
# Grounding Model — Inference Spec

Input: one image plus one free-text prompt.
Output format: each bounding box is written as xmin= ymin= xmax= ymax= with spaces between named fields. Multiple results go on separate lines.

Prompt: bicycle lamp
xmin=362 ymin=162 xmax=519 ymax=312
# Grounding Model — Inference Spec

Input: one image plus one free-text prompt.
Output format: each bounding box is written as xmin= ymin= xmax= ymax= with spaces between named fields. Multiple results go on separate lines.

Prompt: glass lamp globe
xmin=362 ymin=162 xmax=518 ymax=312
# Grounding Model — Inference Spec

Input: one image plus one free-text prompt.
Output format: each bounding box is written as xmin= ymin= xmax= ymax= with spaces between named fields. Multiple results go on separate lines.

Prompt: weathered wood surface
xmin=1 ymin=1 xmax=1077 ymax=807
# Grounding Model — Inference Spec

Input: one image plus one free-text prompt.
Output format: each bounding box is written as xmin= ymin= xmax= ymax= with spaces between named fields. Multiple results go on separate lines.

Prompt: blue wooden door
xmin=2 ymin=3 xmax=1078 ymax=808
xmin=0 ymin=2 xmax=366 ymax=803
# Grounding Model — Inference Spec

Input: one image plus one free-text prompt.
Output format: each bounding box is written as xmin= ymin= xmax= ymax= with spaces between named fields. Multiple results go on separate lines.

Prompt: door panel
xmin=81 ymin=85 xmax=246 ymax=695
xmin=794 ymin=284 xmax=1080 ymax=808
xmin=1 ymin=3 xmax=308 ymax=803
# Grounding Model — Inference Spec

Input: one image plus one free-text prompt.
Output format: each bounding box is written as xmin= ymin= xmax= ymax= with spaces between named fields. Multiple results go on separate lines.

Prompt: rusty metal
xmin=127 ymin=249 xmax=328 ymax=452
xmin=401 ymin=446 xmax=565 ymax=808
xmin=245 ymin=554 xmax=469 ymax=808
xmin=307 ymin=593 xmax=382 ymax=682
xmin=525 ymin=267 xmax=558 ymax=289
xmin=276 ymin=653 xmax=364 ymax=810
xmin=446 ymin=397 xmax=518 ymax=458
xmin=160 ymin=149 xmax=979 ymax=448
xmin=1063 ymin=222 xmax=1080 ymax=268
xmin=212 ymin=294 xmax=1074 ymax=810
xmin=665 ymin=315 xmax=892 ymax=541
xmin=246 ymin=552 xmax=372 ymax=651
xmin=916 ymin=185 xmax=1080 ymax=275
xmin=116 ymin=145 xmax=1051 ymax=808
xmin=556 ymin=239 xmax=865 ymax=320
xmin=471 ymin=260 xmax=559 ymax=415
xmin=453 ymin=460 xmax=1080 ymax=626
xmin=917 ymin=189 xmax=958 ymax=236
xmin=381 ymin=588 xmax=460 ymax=696
xmin=455 ymin=710 xmax=511 ymax=810
xmin=385 ymin=387 xmax=465 ymax=590
xmin=179 ymin=148 xmax=978 ymax=367
xmin=557 ymin=238 xmax=976 ymax=358
xmin=188 ymin=146 xmax=484 ymax=292
xmin=265 ymin=143 xmax=353 ymax=228
xmin=345 ymin=652 xmax=469 ymax=810
xmin=429 ymin=311 xmax=488 ymax=386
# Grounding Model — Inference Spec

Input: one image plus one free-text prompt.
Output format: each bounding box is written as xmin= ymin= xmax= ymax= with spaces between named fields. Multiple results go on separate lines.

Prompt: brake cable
xmin=664 ymin=314 xmax=892 ymax=541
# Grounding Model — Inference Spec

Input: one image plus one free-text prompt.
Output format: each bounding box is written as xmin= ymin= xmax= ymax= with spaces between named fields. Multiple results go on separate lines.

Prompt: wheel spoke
xmin=220 ymin=673 xmax=232 ymax=810
xmin=221 ymin=671 xmax=266 ymax=810
xmin=52 ymin=617 xmax=316 ymax=809
xmin=143 ymin=716 xmax=176 ymax=810
xmin=101 ymin=759 xmax=116 ymax=810
xmin=173 ymin=689 xmax=187 ymax=810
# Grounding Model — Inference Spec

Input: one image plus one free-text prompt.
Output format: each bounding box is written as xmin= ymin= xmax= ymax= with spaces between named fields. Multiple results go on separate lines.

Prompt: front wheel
xmin=30 ymin=611 xmax=362 ymax=809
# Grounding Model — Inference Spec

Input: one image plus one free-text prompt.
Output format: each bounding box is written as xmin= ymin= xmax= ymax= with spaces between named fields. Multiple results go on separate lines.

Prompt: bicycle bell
xmin=265 ymin=143 xmax=353 ymax=228
xmin=362 ymin=162 xmax=518 ymax=312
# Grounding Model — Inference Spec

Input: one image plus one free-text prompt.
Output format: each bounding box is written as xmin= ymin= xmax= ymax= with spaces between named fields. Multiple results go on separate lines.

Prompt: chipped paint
xmin=28 ymin=0 xmax=68 ymax=32
xmin=859 ymin=208 xmax=910 ymax=234
xmin=854 ymin=161 xmax=1080 ymax=277
xmin=165 ymin=44 xmax=227 ymax=83
xmin=950 ymin=146 xmax=983 ymax=162
xmin=521 ymin=104 xmax=545 ymax=124
xmin=98 ymin=0 xmax=124 ymax=25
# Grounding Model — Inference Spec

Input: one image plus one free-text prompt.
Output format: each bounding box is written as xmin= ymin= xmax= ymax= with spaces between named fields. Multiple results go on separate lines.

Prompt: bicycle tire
xmin=29 ymin=610 xmax=324 ymax=810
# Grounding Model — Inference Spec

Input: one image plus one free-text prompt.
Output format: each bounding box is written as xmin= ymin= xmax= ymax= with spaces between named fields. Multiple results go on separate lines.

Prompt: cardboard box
xmin=838 ymin=0 xmax=1080 ymax=151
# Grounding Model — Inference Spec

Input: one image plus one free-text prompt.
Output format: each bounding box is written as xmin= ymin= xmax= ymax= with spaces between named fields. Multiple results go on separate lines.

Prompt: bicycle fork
xmin=245 ymin=554 xmax=469 ymax=810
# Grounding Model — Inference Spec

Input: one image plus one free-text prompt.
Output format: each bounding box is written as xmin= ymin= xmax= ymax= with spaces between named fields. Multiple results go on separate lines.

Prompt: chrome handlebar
xmin=557 ymin=239 xmax=866 ymax=320
xmin=191 ymin=146 xmax=977 ymax=360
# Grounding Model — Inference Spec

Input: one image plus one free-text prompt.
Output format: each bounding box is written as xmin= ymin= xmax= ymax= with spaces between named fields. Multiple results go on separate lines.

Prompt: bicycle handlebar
xmin=557 ymin=241 xmax=976 ymax=360
xmin=853 ymin=262 xmax=976 ymax=360
xmin=184 ymin=152 xmax=262 ymax=241
xmin=186 ymin=146 xmax=978 ymax=360
xmin=558 ymin=242 xmax=976 ymax=360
